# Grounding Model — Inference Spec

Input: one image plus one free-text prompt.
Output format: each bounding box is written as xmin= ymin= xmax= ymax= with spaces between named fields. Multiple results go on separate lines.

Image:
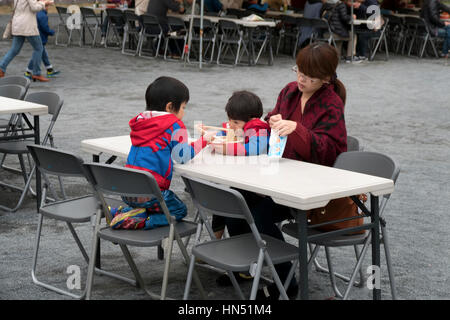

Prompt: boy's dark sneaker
xmin=47 ymin=70 xmax=60 ymax=77
xmin=24 ymin=71 xmax=32 ymax=80
xmin=256 ymin=283 xmax=298 ymax=300
xmin=216 ymin=272 xmax=253 ymax=287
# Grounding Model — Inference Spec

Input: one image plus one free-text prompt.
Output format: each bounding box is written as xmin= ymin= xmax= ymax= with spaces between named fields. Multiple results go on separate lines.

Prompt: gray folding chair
xmin=83 ymin=163 xmax=206 ymax=300
xmin=26 ymin=144 xmax=124 ymax=299
xmin=80 ymin=7 xmax=102 ymax=47
xmin=0 ymin=92 xmax=63 ymax=212
xmin=282 ymin=151 xmax=400 ymax=299
xmin=182 ymin=175 xmax=299 ymax=300
xmin=122 ymin=10 xmax=142 ymax=56
xmin=216 ymin=19 xmax=249 ymax=66
xmin=347 ymin=135 xmax=362 ymax=152
xmin=0 ymin=76 xmax=31 ymax=92
xmin=55 ymin=6 xmax=82 ymax=47
xmin=138 ymin=14 xmax=163 ymax=58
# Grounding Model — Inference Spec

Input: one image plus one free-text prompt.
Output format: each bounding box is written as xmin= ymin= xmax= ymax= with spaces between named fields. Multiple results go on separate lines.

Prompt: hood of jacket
xmin=129 ymin=111 xmax=179 ymax=147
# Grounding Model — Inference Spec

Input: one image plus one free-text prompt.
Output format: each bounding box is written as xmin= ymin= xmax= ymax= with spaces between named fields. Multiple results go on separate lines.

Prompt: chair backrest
xmin=167 ymin=16 xmax=186 ymax=30
xmin=106 ymin=8 xmax=126 ymax=25
xmin=124 ymin=10 xmax=141 ymax=30
xmin=80 ymin=7 xmax=100 ymax=23
xmin=0 ymin=84 xmax=26 ymax=100
xmin=24 ymin=92 xmax=64 ymax=121
xmin=56 ymin=6 xmax=69 ymax=23
xmin=0 ymin=76 xmax=31 ymax=92
xmin=334 ymin=151 xmax=400 ymax=184
xmin=83 ymin=163 xmax=167 ymax=223
xmin=141 ymin=14 xmax=162 ymax=33
xmin=347 ymin=135 xmax=361 ymax=152
xmin=309 ymin=18 xmax=329 ymax=30
xmin=181 ymin=175 xmax=254 ymax=222
xmin=27 ymin=144 xmax=86 ymax=178
xmin=193 ymin=17 xmax=214 ymax=30
xmin=219 ymin=19 xmax=240 ymax=33
xmin=295 ymin=17 xmax=312 ymax=27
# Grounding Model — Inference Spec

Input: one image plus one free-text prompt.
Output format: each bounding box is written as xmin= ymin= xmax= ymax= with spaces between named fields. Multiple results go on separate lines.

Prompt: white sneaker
xmin=100 ymin=37 xmax=106 ymax=45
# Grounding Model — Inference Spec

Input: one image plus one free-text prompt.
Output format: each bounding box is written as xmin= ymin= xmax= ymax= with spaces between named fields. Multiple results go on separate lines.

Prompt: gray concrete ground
xmin=0 ymin=14 xmax=449 ymax=301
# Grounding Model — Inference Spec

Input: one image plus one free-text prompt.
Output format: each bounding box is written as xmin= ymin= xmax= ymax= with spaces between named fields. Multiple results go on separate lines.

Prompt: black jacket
xmin=421 ymin=0 xmax=450 ymax=35
xmin=322 ymin=2 xmax=352 ymax=38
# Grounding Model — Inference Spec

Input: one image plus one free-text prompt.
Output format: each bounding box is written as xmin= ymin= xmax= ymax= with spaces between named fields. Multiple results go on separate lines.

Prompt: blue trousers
xmin=27 ymin=45 xmax=52 ymax=72
xmin=437 ymin=26 xmax=450 ymax=55
xmin=0 ymin=35 xmax=43 ymax=75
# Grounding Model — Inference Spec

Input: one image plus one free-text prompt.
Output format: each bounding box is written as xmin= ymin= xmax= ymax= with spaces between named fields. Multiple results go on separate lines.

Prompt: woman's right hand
xmin=269 ymin=114 xmax=282 ymax=127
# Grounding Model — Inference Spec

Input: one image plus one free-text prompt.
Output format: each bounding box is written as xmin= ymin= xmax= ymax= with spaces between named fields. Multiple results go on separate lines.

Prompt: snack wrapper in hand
xmin=268 ymin=129 xmax=287 ymax=159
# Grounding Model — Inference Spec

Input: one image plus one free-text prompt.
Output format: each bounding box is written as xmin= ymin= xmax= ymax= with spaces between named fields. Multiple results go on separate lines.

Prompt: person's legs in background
xmin=100 ymin=17 xmax=108 ymax=45
xmin=437 ymin=26 xmax=450 ymax=57
xmin=41 ymin=45 xmax=60 ymax=77
xmin=25 ymin=36 xmax=48 ymax=82
xmin=0 ymin=36 xmax=26 ymax=77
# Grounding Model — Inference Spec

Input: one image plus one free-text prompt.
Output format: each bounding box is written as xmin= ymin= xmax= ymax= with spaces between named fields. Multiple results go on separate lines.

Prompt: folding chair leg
xmin=160 ymin=224 xmax=175 ymax=299
xmin=31 ymin=213 xmax=86 ymax=299
xmin=249 ymin=250 xmax=265 ymax=300
xmin=183 ymin=252 xmax=197 ymax=300
xmin=0 ymin=165 xmax=36 ymax=213
xmin=264 ymin=250 xmax=289 ymax=300
xmin=382 ymin=225 xmax=397 ymax=299
xmin=324 ymin=246 xmax=344 ymax=299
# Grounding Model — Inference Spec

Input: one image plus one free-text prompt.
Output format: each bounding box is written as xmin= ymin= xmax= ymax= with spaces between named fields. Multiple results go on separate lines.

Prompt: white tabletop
xmin=0 ymin=96 xmax=48 ymax=116
xmin=265 ymin=10 xmax=304 ymax=18
xmin=81 ymin=135 xmax=394 ymax=211
xmin=169 ymin=13 xmax=276 ymax=28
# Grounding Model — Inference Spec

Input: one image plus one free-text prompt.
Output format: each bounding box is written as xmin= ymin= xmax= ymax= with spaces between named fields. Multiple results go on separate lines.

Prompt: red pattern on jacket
xmin=265 ymin=82 xmax=347 ymax=167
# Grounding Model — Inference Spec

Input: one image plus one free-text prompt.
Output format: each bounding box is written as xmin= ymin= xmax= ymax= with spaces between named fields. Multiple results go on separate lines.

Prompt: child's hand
xmin=212 ymin=142 xmax=227 ymax=154
xmin=203 ymin=130 xmax=217 ymax=143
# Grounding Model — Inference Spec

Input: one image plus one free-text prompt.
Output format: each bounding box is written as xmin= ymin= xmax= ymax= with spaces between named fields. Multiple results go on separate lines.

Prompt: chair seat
xmin=282 ymin=222 xmax=368 ymax=247
xmin=0 ymin=140 xmax=34 ymax=154
xmin=40 ymin=195 xmax=98 ymax=223
xmin=98 ymin=220 xmax=197 ymax=247
xmin=192 ymin=233 xmax=298 ymax=272
xmin=40 ymin=195 xmax=124 ymax=223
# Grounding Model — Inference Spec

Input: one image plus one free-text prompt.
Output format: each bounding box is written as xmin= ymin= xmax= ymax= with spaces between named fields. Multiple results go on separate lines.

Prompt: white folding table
xmin=81 ymin=135 xmax=394 ymax=300
xmin=0 ymin=96 xmax=49 ymax=210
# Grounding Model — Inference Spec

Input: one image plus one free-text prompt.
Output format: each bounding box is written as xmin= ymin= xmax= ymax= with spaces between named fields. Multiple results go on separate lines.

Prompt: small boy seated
xmin=201 ymin=90 xmax=270 ymax=241
xmin=205 ymin=90 xmax=271 ymax=156
xmin=111 ymin=76 xmax=208 ymax=230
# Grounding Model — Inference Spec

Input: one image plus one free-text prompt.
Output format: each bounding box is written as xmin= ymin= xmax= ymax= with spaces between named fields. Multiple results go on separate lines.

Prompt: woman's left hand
xmin=271 ymin=119 xmax=297 ymax=137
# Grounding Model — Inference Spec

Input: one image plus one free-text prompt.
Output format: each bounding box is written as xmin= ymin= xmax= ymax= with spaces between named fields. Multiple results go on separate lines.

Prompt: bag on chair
xmin=2 ymin=1 xmax=17 ymax=40
xmin=307 ymin=196 xmax=366 ymax=234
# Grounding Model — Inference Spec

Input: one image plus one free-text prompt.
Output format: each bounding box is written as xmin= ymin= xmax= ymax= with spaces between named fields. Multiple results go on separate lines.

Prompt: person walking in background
xmin=0 ymin=0 xmax=54 ymax=81
xmin=25 ymin=6 xmax=60 ymax=79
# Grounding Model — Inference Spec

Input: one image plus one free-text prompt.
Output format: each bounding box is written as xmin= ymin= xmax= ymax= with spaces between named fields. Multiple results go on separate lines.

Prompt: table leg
xmin=34 ymin=115 xmax=41 ymax=211
xmin=296 ymin=209 xmax=309 ymax=300
xmin=92 ymin=154 xmax=101 ymax=269
xmin=371 ymin=195 xmax=381 ymax=300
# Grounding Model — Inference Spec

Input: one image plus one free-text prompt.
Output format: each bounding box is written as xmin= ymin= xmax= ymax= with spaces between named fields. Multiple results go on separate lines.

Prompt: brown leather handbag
xmin=307 ymin=196 xmax=366 ymax=234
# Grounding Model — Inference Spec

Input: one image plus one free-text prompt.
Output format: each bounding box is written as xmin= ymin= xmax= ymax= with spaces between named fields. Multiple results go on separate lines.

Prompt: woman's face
xmin=293 ymin=66 xmax=327 ymax=95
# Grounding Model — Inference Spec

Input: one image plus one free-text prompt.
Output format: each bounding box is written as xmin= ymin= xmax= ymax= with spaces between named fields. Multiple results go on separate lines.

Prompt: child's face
xmin=228 ymin=118 xmax=247 ymax=131
xmin=168 ymin=101 xmax=187 ymax=120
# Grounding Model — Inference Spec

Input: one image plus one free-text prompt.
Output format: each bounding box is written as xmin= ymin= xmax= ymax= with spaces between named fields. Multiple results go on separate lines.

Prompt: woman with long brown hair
xmin=219 ymin=43 xmax=349 ymax=300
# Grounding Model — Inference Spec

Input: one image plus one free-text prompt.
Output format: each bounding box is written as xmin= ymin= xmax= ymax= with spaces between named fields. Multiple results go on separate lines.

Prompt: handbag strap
xmin=10 ymin=0 xmax=18 ymax=19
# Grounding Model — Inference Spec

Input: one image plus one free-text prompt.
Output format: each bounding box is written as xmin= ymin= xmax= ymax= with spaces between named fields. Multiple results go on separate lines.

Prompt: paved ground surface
xmin=0 ymin=14 xmax=449 ymax=301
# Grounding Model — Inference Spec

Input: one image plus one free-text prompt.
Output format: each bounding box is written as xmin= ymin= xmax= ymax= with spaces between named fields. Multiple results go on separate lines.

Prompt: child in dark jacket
xmin=110 ymin=76 xmax=208 ymax=230
xmin=25 ymin=9 xmax=60 ymax=79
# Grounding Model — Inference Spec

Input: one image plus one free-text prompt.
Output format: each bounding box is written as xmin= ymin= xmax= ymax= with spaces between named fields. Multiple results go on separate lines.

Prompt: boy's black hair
xmin=145 ymin=76 xmax=190 ymax=112
xmin=225 ymin=90 xmax=263 ymax=122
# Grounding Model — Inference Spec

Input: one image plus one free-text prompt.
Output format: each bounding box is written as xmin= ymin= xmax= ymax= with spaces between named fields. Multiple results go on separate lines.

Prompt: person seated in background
xmin=380 ymin=0 xmax=407 ymax=14
xmin=267 ymin=0 xmax=289 ymax=11
xmin=204 ymin=0 xmax=224 ymax=12
xmin=421 ymin=0 xmax=450 ymax=58
xmin=147 ymin=0 xmax=187 ymax=56
xmin=322 ymin=0 xmax=359 ymax=63
xmin=243 ymin=0 xmax=269 ymax=13
xmin=184 ymin=0 xmax=200 ymax=14
xmin=353 ymin=0 xmax=381 ymax=61
xmin=100 ymin=0 xmax=131 ymax=45
xmin=297 ymin=0 xmax=324 ymax=48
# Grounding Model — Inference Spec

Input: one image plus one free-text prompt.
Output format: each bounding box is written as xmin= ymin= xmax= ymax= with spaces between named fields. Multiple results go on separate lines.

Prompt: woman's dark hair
xmin=296 ymin=43 xmax=346 ymax=105
xmin=225 ymin=91 xmax=263 ymax=122
xmin=145 ymin=76 xmax=190 ymax=112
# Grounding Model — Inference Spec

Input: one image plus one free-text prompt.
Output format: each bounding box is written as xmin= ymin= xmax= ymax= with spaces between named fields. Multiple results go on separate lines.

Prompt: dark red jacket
xmin=265 ymin=82 xmax=347 ymax=167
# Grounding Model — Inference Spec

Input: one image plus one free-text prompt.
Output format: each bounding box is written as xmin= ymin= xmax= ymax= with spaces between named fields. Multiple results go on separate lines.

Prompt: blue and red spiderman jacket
xmin=216 ymin=118 xmax=271 ymax=156
xmin=126 ymin=111 xmax=207 ymax=190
